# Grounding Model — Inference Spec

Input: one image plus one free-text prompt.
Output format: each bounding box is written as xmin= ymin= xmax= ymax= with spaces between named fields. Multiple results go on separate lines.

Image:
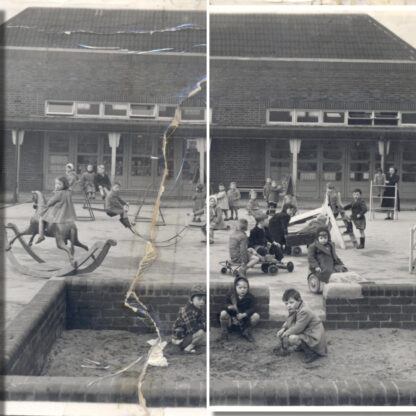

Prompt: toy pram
xmin=284 ymin=231 xmax=316 ymax=256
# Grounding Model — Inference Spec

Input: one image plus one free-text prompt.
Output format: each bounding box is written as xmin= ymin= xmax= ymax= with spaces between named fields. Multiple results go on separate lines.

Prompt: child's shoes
xmin=242 ymin=328 xmax=255 ymax=343
xmin=302 ymin=349 xmax=321 ymax=364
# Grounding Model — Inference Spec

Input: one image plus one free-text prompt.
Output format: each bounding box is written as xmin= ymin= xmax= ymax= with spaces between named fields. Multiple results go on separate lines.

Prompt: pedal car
xmin=285 ymin=231 xmax=316 ymax=257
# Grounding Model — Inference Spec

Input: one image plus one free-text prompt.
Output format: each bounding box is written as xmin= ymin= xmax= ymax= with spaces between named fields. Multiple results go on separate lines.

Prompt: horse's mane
xmin=32 ymin=191 xmax=46 ymax=207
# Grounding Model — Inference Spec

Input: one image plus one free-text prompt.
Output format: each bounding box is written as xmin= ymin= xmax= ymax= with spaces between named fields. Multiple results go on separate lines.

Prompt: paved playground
xmin=3 ymin=201 xmax=206 ymax=327
xmin=210 ymin=207 xmax=416 ymax=320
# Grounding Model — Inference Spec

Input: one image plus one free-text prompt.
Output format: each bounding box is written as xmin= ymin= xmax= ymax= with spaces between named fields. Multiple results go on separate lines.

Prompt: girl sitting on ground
xmin=218 ymin=276 xmax=260 ymax=343
xmin=36 ymin=176 xmax=77 ymax=244
xmin=274 ymin=288 xmax=327 ymax=363
xmin=307 ymin=227 xmax=347 ymax=284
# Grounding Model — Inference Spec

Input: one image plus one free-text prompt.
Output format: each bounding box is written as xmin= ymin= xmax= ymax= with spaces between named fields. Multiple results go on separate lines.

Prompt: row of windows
xmin=267 ymin=110 xmax=416 ymax=126
xmin=45 ymin=101 xmax=208 ymax=123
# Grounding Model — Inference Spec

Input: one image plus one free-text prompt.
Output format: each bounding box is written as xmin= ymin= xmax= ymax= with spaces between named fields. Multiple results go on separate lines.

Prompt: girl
xmin=381 ymin=166 xmax=400 ymax=220
xmin=36 ymin=176 xmax=76 ymax=244
xmin=227 ymin=182 xmax=241 ymax=220
xmin=216 ymin=183 xmax=230 ymax=220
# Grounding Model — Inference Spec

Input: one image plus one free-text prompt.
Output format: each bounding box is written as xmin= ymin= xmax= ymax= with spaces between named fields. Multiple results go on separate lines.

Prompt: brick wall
xmin=210 ymin=282 xmax=269 ymax=327
xmin=210 ymin=138 xmax=266 ymax=190
xmin=67 ymin=278 xmax=202 ymax=335
xmin=1 ymin=280 xmax=66 ymax=375
xmin=324 ymin=283 xmax=416 ymax=329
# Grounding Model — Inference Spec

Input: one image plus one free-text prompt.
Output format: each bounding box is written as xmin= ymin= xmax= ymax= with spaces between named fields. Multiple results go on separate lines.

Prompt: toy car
xmin=285 ymin=231 xmax=316 ymax=257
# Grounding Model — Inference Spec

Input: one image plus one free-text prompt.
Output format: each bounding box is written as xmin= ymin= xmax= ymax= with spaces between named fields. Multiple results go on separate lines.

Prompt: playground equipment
xmin=4 ymin=223 xmax=116 ymax=278
xmin=307 ymin=270 xmax=368 ymax=294
xmin=78 ymin=192 xmax=95 ymax=221
xmin=219 ymin=256 xmax=294 ymax=277
xmin=410 ymin=224 xmax=416 ymax=273
xmin=369 ymin=181 xmax=399 ymax=220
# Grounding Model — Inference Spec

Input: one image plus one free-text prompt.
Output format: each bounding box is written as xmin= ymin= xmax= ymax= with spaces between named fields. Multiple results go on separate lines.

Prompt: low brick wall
xmin=1 ymin=280 xmax=66 ymax=375
xmin=67 ymin=278 xmax=197 ymax=335
xmin=210 ymin=282 xmax=269 ymax=326
xmin=324 ymin=283 xmax=416 ymax=330
xmin=210 ymin=379 xmax=416 ymax=405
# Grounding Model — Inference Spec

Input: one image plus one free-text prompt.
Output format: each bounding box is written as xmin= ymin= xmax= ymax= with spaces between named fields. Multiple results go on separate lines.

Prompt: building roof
xmin=210 ymin=59 xmax=416 ymax=126
xmin=2 ymin=7 xmax=206 ymax=54
xmin=210 ymin=14 xmax=416 ymax=60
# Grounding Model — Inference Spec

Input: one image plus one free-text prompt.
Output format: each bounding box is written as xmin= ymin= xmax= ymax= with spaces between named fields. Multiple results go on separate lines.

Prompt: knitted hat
xmin=190 ymin=285 xmax=206 ymax=300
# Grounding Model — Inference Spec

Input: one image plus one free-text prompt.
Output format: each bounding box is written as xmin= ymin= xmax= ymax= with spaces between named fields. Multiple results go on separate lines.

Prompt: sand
xmin=210 ymin=328 xmax=416 ymax=382
xmin=41 ymin=330 xmax=206 ymax=384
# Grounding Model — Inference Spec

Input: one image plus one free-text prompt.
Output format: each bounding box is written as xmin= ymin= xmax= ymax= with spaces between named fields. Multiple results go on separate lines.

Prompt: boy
xmin=227 ymin=182 xmax=241 ymax=220
xmin=94 ymin=164 xmax=112 ymax=199
xmin=308 ymin=227 xmax=347 ymax=283
xmin=268 ymin=203 xmax=297 ymax=255
xmin=275 ymin=288 xmax=327 ymax=363
xmin=172 ymin=285 xmax=206 ymax=354
xmin=343 ymin=188 xmax=367 ymax=249
xmin=219 ymin=276 xmax=260 ymax=342
xmin=104 ymin=182 xmax=133 ymax=228
xmin=229 ymin=219 xmax=261 ymax=277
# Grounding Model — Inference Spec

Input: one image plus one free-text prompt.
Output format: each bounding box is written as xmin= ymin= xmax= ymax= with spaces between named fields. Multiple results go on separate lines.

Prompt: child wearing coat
xmin=343 ymin=188 xmax=367 ymax=249
xmin=94 ymin=164 xmax=112 ymax=199
xmin=104 ymin=182 xmax=133 ymax=229
xmin=210 ymin=195 xmax=229 ymax=231
xmin=307 ymin=227 xmax=347 ymax=283
xmin=219 ymin=276 xmax=260 ymax=342
xmin=172 ymin=285 xmax=206 ymax=354
xmin=227 ymin=182 xmax=241 ymax=220
xmin=373 ymin=168 xmax=386 ymax=198
xmin=65 ymin=163 xmax=79 ymax=191
xmin=36 ymin=176 xmax=77 ymax=244
xmin=263 ymin=178 xmax=272 ymax=203
xmin=216 ymin=183 xmax=230 ymax=220
xmin=267 ymin=180 xmax=283 ymax=215
xmin=275 ymin=288 xmax=327 ymax=363
xmin=246 ymin=189 xmax=264 ymax=219
xmin=80 ymin=164 xmax=96 ymax=199
xmin=268 ymin=203 xmax=297 ymax=253
xmin=192 ymin=183 xmax=206 ymax=222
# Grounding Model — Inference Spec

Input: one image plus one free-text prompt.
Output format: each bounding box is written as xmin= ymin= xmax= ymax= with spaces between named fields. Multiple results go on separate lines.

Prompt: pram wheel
xmin=292 ymin=246 xmax=302 ymax=257
xmin=268 ymin=264 xmax=278 ymax=275
xmin=284 ymin=246 xmax=292 ymax=255
xmin=220 ymin=267 xmax=228 ymax=274
xmin=261 ymin=263 xmax=269 ymax=274
xmin=286 ymin=261 xmax=294 ymax=273
xmin=308 ymin=273 xmax=323 ymax=294
xmin=232 ymin=269 xmax=240 ymax=277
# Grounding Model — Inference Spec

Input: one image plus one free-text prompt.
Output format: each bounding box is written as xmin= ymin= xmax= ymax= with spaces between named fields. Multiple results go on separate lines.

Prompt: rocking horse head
xmin=32 ymin=191 xmax=46 ymax=212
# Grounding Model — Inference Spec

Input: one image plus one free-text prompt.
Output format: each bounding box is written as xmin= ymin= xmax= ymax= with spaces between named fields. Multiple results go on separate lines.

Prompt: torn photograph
xmin=0 ymin=1 xmax=207 ymax=415
xmin=209 ymin=6 xmax=416 ymax=406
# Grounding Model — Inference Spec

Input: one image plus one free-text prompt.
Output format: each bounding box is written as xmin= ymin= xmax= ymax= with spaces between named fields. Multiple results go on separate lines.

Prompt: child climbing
xmin=104 ymin=182 xmax=133 ymax=229
xmin=343 ymin=188 xmax=367 ymax=249
xmin=227 ymin=182 xmax=241 ymax=220
xmin=274 ymin=288 xmax=327 ymax=363
xmin=80 ymin=164 xmax=96 ymax=199
xmin=36 ymin=176 xmax=77 ymax=244
xmin=218 ymin=276 xmax=260 ymax=342
xmin=172 ymin=285 xmax=206 ymax=354
xmin=192 ymin=183 xmax=206 ymax=222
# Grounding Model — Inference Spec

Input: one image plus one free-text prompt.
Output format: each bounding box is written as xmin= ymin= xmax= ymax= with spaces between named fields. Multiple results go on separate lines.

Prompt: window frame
xmin=179 ymin=107 xmax=210 ymax=123
xmin=399 ymin=111 xmax=416 ymax=127
xmin=266 ymin=109 xmax=295 ymax=125
xmin=103 ymin=102 xmax=129 ymax=119
xmin=129 ymin=103 xmax=157 ymax=119
xmin=157 ymin=104 xmax=178 ymax=120
xmin=45 ymin=100 xmax=75 ymax=116
xmin=75 ymin=102 xmax=103 ymax=118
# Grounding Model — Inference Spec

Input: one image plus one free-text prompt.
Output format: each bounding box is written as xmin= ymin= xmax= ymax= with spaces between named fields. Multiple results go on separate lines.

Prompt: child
xmin=275 ymin=288 xmax=327 ymax=363
xmin=373 ymin=168 xmax=386 ymax=198
xmin=307 ymin=227 xmax=347 ymax=283
xmin=343 ymin=188 xmax=367 ymax=249
xmin=80 ymin=164 xmax=96 ymax=199
xmin=229 ymin=219 xmax=261 ymax=277
xmin=263 ymin=177 xmax=272 ymax=203
xmin=268 ymin=180 xmax=282 ymax=215
xmin=192 ymin=183 xmax=206 ymax=222
xmin=94 ymin=164 xmax=112 ymax=199
xmin=210 ymin=195 xmax=229 ymax=231
xmin=65 ymin=163 xmax=78 ymax=191
xmin=172 ymin=285 xmax=206 ymax=354
xmin=248 ymin=213 xmax=272 ymax=256
xmin=216 ymin=183 xmax=230 ymax=220
xmin=268 ymin=203 xmax=297 ymax=254
xmin=219 ymin=276 xmax=260 ymax=342
xmin=195 ymin=198 xmax=214 ymax=244
xmin=36 ymin=176 xmax=77 ymax=244
xmin=227 ymin=182 xmax=241 ymax=220
xmin=247 ymin=189 xmax=263 ymax=219
xmin=104 ymin=182 xmax=133 ymax=229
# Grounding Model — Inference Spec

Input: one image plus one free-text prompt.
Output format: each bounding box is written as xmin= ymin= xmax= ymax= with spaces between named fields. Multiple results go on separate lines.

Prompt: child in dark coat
xmin=263 ymin=178 xmax=272 ymax=203
xmin=268 ymin=203 xmax=297 ymax=253
xmin=227 ymin=182 xmax=241 ymax=220
xmin=343 ymin=188 xmax=367 ymax=249
xmin=219 ymin=276 xmax=260 ymax=342
xmin=80 ymin=164 xmax=96 ymax=199
xmin=172 ymin=285 xmax=206 ymax=354
xmin=307 ymin=227 xmax=347 ymax=283
xmin=192 ymin=183 xmax=206 ymax=222
xmin=94 ymin=164 xmax=112 ymax=199
xmin=267 ymin=180 xmax=283 ymax=215
xmin=105 ymin=182 xmax=133 ymax=229
xmin=275 ymin=288 xmax=327 ymax=363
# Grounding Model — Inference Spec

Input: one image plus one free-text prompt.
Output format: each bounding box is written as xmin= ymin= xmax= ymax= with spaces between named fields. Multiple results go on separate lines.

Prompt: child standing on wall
xmin=218 ymin=276 xmax=260 ymax=342
xmin=227 ymin=182 xmax=241 ymax=220
xmin=80 ymin=164 xmax=96 ymax=199
xmin=172 ymin=285 xmax=206 ymax=354
xmin=192 ymin=183 xmax=206 ymax=222
xmin=216 ymin=183 xmax=230 ymax=221
xmin=104 ymin=182 xmax=133 ymax=229
xmin=343 ymin=188 xmax=367 ymax=249
xmin=274 ymin=288 xmax=327 ymax=363
xmin=36 ymin=176 xmax=77 ymax=244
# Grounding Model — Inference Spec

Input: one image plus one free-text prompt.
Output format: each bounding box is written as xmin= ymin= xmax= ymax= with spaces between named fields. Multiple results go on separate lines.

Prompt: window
xmin=348 ymin=111 xmax=373 ymax=126
xmin=46 ymin=101 xmax=74 ymax=115
xmin=323 ymin=111 xmax=345 ymax=124
xmin=402 ymin=143 xmax=416 ymax=182
xmin=401 ymin=112 xmax=416 ymax=125
xmin=130 ymin=104 xmax=156 ymax=118
xmin=180 ymin=108 xmax=206 ymax=122
xmin=374 ymin=112 xmax=399 ymax=126
xmin=76 ymin=102 xmax=101 ymax=117
xmin=296 ymin=110 xmax=320 ymax=124
xmin=158 ymin=105 xmax=177 ymax=119
xmin=131 ymin=136 xmax=153 ymax=177
xmin=104 ymin=103 xmax=128 ymax=117
xmin=267 ymin=110 xmax=293 ymax=124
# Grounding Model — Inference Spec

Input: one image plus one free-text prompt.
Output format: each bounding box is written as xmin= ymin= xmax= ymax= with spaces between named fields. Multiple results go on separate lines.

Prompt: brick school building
xmin=1 ymin=8 xmax=206 ymax=199
xmin=210 ymin=13 xmax=416 ymax=201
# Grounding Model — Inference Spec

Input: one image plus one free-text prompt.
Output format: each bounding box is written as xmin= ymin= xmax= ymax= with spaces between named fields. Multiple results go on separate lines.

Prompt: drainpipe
xmin=12 ymin=129 xmax=25 ymax=203
xmin=289 ymin=138 xmax=302 ymax=196
xmin=108 ymin=133 xmax=121 ymax=183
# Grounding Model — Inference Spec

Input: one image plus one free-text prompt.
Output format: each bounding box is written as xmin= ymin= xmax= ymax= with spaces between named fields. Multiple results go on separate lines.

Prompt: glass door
xmin=320 ymin=140 xmax=346 ymax=199
xmin=297 ymin=141 xmax=319 ymax=199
